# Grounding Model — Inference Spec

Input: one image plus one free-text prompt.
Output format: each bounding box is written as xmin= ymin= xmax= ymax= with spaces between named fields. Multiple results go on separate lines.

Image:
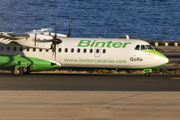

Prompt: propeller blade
xmin=34 ymin=34 xmax=37 ymax=46
xmin=57 ymin=24 xmax=60 ymax=35
xmin=54 ymin=43 xmax=56 ymax=59
xmin=67 ymin=17 xmax=71 ymax=37
xmin=71 ymin=25 xmax=73 ymax=36
xmin=52 ymin=20 xmax=62 ymax=59
xmin=54 ymin=20 xmax=57 ymax=38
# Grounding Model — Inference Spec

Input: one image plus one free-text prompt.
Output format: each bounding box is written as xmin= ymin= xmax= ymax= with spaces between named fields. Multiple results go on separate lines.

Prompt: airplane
xmin=0 ymin=28 xmax=168 ymax=77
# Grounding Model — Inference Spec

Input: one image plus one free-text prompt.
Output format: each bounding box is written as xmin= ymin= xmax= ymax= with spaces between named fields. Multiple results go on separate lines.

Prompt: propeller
xmin=34 ymin=34 xmax=37 ymax=46
xmin=52 ymin=20 xmax=62 ymax=59
xmin=67 ymin=17 xmax=73 ymax=37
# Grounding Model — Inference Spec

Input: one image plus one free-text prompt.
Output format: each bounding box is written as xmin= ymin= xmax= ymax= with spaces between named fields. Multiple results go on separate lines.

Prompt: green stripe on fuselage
xmin=142 ymin=50 xmax=168 ymax=59
xmin=0 ymin=54 xmax=60 ymax=71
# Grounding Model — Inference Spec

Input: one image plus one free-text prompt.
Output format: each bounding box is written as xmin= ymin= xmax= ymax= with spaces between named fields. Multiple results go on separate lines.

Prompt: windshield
xmin=135 ymin=45 xmax=154 ymax=50
xmin=146 ymin=45 xmax=154 ymax=50
xmin=141 ymin=45 xmax=147 ymax=50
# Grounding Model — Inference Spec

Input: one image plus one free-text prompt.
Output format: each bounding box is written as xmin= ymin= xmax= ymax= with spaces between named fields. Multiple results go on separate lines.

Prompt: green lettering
xmin=79 ymin=58 xmax=83 ymax=62
xmin=78 ymin=40 xmax=91 ymax=47
xmin=112 ymin=42 xmax=123 ymax=48
xmin=122 ymin=42 xmax=131 ymax=48
xmin=77 ymin=40 xmax=131 ymax=48
xmin=90 ymin=40 xmax=96 ymax=47
xmin=95 ymin=42 xmax=106 ymax=47
xmin=107 ymin=41 xmax=113 ymax=48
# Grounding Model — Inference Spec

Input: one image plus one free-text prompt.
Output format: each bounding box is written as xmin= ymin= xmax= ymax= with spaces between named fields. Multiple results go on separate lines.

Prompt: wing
xmin=0 ymin=32 xmax=30 ymax=44
xmin=0 ymin=32 xmax=62 ymax=49
xmin=0 ymin=32 xmax=52 ymax=49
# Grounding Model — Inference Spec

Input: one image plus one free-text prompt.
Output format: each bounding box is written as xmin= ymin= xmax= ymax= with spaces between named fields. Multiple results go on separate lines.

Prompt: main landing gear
xmin=12 ymin=66 xmax=31 ymax=76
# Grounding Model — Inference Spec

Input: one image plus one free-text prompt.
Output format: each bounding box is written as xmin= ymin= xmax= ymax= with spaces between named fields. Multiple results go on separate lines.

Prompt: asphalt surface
xmin=1 ymin=73 xmax=180 ymax=91
xmin=1 ymin=73 xmax=180 ymax=120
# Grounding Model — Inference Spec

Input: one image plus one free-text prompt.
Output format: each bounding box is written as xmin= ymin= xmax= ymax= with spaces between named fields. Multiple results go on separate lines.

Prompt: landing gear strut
xmin=23 ymin=66 xmax=31 ymax=75
xmin=143 ymin=69 xmax=152 ymax=77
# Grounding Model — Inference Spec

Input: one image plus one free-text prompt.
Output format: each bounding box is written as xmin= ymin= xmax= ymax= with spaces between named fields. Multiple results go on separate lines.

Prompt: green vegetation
xmin=30 ymin=68 xmax=180 ymax=74
xmin=1 ymin=67 xmax=179 ymax=74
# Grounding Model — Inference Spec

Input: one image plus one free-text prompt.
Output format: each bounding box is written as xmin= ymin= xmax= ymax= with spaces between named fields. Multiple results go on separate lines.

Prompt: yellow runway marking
xmin=171 ymin=78 xmax=180 ymax=79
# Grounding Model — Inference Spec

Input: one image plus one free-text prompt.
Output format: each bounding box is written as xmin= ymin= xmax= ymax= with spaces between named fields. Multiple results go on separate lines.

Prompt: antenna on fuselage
xmin=126 ymin=35 xmax=130 ymax=39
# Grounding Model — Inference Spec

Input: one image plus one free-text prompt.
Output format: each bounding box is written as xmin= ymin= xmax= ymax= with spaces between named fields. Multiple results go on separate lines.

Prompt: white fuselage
xmin=55 ymin=38 xmax=168 ymax=69
xmin=0 ymin=36 xmax=168 ymax=70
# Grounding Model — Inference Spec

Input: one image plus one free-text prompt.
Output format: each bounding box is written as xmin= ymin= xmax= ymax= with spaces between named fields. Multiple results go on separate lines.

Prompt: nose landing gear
xmin=144 ymin=72 xmax=151 ymax=77
xmin=143 ymin=69 xmax=152 ymax=77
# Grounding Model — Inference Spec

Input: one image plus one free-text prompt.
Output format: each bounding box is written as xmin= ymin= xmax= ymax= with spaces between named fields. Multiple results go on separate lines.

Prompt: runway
xmin=0 ymin=73 xmax=180 ymax=91
xmin=1 ymin=73 xmax=180 ymax=120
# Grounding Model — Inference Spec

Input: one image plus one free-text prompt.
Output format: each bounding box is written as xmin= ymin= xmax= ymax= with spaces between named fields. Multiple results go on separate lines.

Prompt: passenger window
xmin=20 ymin=47 xmax=23 ymax=51
xmin=13 ymin=47 xmax=16 ymax=51
xmin=59 ymin=48 xmax=61 ymax=52
xmin=26 ymin=47 xmax=29 ymax=51
xmin=103 ymin=49 xmax=106 ymax=53
xmin=71 ymin=48 xmax=74 ymax=53
xmin=33 ymin=48 xmax=36 ymax=52
xmin=90 ymin=49 xmax=93 ymax=53
xmin=65 ymin=48 xmax=68 ymax=52
xmin=96 ymin=49 xmax=99 ymax=53
xmin=77 ymin=48 xmax=80 ymax=53
xmin=135 ymin=45 xmax=140 ymax=50
xmin=83 ymin=49 xmax=86 ymax=53
xmin=141 ymin=45 xmax=147 ymax=50
xmin=39 ymin=49 xmax=42 ymax=52
xmin=7 ymin=47 xmax=10 ymax=51
xmin=1 ymin=46 xmax=3 ymax=51
xmin=46 ymin=49 xmax=49 ymax=52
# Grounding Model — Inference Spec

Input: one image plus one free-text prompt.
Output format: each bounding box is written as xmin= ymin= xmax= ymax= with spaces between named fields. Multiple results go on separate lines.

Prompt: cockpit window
xmin=141 ymin=45 xmax=147 ymax=50
xmin=135 ymin=45 xmax=140 ymax=50
xmin=146 ymin=45 xmax=154 ymax=50
xmin=135 ymin=44 xmax=154 ymax=51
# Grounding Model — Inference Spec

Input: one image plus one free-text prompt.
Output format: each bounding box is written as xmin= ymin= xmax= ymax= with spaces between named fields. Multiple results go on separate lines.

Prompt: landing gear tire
xmin=12 ymin=68 xmax=23 ymax=76
xmin=22 ymin=66 xmax=31 ymax=75
xmin=144 ymin=73 xmax=151 ymax=77
xmin=23 ymin=70 xmax=31 ymax=75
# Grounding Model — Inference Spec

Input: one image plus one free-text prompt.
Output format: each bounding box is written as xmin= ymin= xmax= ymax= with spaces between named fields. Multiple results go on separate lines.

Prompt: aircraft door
xmin=43 ymin=49 xmax=55 ymax=61
xmin=94 ymin=46 xmax=101 ymax=57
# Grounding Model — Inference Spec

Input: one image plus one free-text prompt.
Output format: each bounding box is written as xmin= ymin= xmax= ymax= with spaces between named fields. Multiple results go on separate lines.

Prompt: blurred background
xmin=0 ymin=0 xmax=179 ymax=41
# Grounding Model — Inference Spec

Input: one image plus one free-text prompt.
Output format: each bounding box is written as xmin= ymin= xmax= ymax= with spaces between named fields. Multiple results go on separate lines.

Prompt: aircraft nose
xmin=163 ymin=56 xmax=169 ymax=64
xmin=153 ymin=51 xmax=169 ymax=66
xmin=160 ymin=54 xmax=169 ymax=64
